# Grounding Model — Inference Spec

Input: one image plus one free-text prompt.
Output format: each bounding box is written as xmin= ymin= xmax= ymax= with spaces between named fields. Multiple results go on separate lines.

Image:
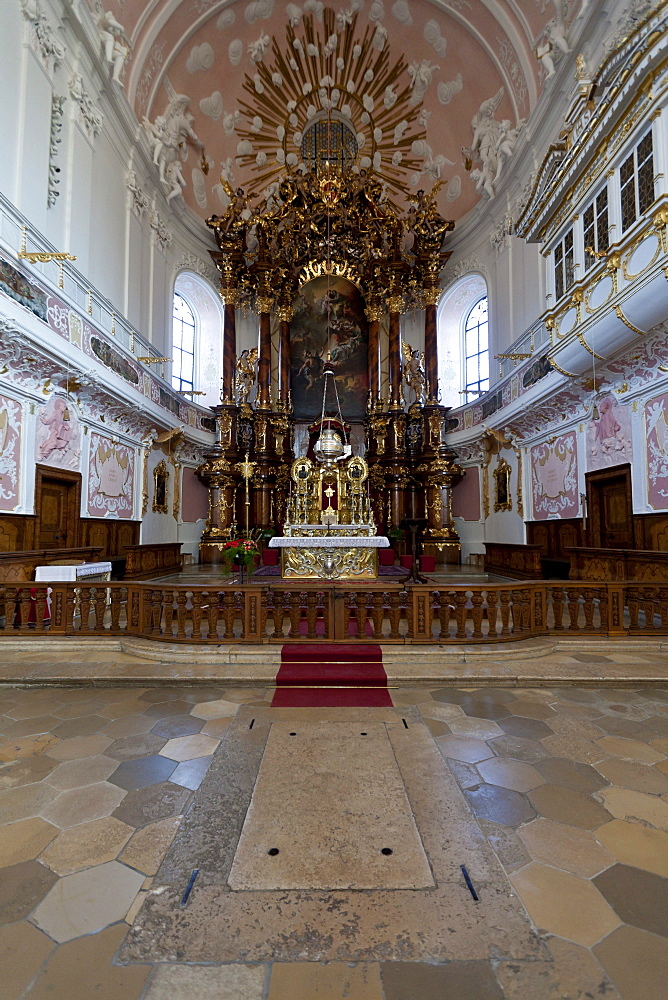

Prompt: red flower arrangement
xmin=221 ymin=538 xmax=259 ymax=574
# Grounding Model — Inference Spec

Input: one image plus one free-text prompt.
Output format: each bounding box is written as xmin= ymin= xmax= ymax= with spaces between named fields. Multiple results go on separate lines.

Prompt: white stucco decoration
xmin=229 ymin=39 xmax=243 ymax=65
xmin=96 ymin=10 xmax=131 ymax=84
xmin=186 ymin=42 xmax=214 ymax=74
xmin=248 ymin=33 xmax=271 ymax=62
xmin=200 ymin=91 xmax=223 ymax=120
xmin=424 ymin=19 xmax=447 ymax=57
xmin=438 ymin=73 xmax=463 ymax=105
xmin=408 ymin=60 xmax=439 ymax=105
xmin=392 ymin=1 xmax=412 ymax=26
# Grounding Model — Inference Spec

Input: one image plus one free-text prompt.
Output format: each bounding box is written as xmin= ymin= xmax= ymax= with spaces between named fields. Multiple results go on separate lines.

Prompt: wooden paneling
xmin=123 ymin=543 xmax=182 ymax=579
xmin=633 ymin=513 xmax=668 ymax=550
xmin=567 ymin=547 xmax=668 ymax=581
xmin=80 ymin=519 xmax=140 ymax=561
xmin=484 ymin=543 xmax=543 ymax=579
xmin=526 ymin=519 xmax=584 ymax=561
xmin=0 ymin=515 xmax=36 ymax=552
xmin=0 ymin=547 xmax=103 ymax=583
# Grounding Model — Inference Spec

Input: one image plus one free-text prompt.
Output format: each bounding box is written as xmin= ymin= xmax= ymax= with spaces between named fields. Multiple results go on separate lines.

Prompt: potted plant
xmin=221 ymin=538 xmax=260 ymax=580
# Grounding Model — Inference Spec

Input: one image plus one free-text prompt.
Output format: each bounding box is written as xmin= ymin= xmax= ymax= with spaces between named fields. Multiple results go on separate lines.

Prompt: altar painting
xmin=290 ymin=276 xmax=368 ymax=421
xmin=531 ymin=432 xmax=578 ymax=519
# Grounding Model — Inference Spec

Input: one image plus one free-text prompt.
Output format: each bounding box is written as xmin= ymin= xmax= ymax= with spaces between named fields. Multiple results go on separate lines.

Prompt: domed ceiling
xmin=94 ymin=1 xmax=589 ymax=224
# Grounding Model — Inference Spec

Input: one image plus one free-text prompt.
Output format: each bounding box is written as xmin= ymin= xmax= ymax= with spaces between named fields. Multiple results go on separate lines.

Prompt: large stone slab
xmin=120 ymin=706 xmax=546 ymax=965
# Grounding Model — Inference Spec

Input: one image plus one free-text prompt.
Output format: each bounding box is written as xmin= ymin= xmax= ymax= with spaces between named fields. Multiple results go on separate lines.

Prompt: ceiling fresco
xmin=88 ymin=1 xmax=590 ymax=223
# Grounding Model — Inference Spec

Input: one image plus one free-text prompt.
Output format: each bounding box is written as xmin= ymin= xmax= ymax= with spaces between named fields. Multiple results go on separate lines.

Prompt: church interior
xmin=1 ymin=1 xmax=668 ymax=997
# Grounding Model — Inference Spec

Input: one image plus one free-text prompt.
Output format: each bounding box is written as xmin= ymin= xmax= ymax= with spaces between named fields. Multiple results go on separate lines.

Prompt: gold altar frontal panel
xmin=281 ymin=547 xmax=378 ymax=581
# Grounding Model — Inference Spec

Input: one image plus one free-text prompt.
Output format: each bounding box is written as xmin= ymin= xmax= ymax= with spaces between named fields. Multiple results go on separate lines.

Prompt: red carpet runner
xmin=271 ymin=644 xmax=393 ymax=707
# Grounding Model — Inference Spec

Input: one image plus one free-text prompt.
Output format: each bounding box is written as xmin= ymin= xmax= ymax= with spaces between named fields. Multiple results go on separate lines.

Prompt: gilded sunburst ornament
xmin=232 ymin=7 xmax=428 ymax=196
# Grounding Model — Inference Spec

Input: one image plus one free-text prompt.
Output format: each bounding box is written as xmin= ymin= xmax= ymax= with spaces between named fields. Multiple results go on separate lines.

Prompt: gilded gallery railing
xmin=1 ymin=581 xmax=668 ymax=644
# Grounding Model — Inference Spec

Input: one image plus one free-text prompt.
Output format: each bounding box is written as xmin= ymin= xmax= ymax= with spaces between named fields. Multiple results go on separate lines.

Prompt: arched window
xmin=463 ymin=296 xmax=489 ymax=399
xmin=172 ymin=292 xmax=196 ymax=394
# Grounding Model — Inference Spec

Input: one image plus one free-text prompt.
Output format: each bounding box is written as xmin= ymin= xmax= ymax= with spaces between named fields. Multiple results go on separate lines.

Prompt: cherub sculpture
xmin=235 ymin=348 xmax=258 ymax=403
xmin=402 ymin=342 xmax=427 ymax=405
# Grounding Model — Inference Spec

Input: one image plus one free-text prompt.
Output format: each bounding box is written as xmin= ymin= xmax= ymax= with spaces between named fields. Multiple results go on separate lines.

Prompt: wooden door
xmin=587 ymin=465 xmax=633 ymax=550
xmin=35 ymin=467 xmax=81 ymax=550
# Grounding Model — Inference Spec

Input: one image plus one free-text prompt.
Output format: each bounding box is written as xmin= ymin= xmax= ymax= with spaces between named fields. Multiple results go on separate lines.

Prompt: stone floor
xmin=0 ymin=664 xmax=667 ymax=997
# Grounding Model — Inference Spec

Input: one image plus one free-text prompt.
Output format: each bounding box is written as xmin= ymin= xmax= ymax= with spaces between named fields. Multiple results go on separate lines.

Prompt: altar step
xmin=271 ymin=643 xmax=393 ymax=706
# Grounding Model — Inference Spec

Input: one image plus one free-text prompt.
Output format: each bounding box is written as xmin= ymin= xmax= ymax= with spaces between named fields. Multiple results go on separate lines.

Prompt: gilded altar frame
xmin=493 ymin=458 xmax=512 ymax=512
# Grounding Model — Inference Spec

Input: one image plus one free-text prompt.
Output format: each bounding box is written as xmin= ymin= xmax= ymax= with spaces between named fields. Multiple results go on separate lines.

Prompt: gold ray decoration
xmin=233 ymin=8 xmax=427 ymax=197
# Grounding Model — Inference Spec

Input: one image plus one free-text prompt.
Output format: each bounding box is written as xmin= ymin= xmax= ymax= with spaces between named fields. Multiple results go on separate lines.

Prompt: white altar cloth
xmin=269 ymin=536 xmax=389 ymax=549
xmin=35 ymin=562 xmax=113 ymax=582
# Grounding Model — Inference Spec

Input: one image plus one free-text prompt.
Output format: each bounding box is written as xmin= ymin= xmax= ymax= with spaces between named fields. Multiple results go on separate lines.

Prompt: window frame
xmin=553 ymin=226 xmax=574 ymax=302
xmin=171 ymin=291 xmax=197 ymax=394
xmin=620 ymin=128 xmax=654 ymax=233
xmin=583 ymin=185 xmax=609 ymax=271
xmin=462 ymin=295 xmax=489 ymax=400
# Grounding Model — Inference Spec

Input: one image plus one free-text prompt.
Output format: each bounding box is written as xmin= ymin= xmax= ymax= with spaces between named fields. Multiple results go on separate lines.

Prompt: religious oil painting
xmin=290 ymin=276 xmax=368 ymax=422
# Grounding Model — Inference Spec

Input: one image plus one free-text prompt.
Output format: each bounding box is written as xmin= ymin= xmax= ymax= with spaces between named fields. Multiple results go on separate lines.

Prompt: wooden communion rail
xmin=1 ymin=581 xmax=668 ymax=644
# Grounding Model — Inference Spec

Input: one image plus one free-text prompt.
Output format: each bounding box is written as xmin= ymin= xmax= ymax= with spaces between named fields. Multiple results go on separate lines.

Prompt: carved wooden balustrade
xmin=2 ymin=581 xmax=668 ymax=643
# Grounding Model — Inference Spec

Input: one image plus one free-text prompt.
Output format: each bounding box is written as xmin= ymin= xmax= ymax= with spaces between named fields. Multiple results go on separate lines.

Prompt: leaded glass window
xmin=620 ymin=129 xmax=654 ymax=232
xmin=172 ymin=293 xmax=195 ymax=394
xmin=554 ymin=228 xmax=574 ymax=300
xmin=584 ymin=187 xmax=609 ymax=271
xmin=464 ymin=296 xmax=489 ymax=398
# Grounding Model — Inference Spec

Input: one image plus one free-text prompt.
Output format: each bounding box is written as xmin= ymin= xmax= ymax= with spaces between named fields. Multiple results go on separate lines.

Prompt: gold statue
xmin=401 ymin=341 xmax=427 ymax=405
xmin=234 ymin=348 xmax=258 ymax=403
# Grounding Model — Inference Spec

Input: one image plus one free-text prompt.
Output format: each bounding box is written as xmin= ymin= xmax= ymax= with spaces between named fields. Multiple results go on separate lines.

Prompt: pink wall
xmin=452 ymin=467 xmax=480 ymax=521
xmin=182 ymin=467 xmax=209 ymax=522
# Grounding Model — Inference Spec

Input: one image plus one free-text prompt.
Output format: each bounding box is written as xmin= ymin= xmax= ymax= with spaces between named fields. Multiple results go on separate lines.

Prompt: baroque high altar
xmin=196 ymin=157 xmax=463 ymax=570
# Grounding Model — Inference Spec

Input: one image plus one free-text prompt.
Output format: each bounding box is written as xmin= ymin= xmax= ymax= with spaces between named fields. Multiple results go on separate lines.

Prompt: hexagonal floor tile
xmin=108 ymin=755 xmax=178 ymax=791
xmin=159 ymin=734 xmax=220 ymax=762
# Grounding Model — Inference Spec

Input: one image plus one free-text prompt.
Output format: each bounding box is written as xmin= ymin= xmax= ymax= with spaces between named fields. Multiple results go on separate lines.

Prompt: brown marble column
xmin=257 ymin=295 xmax=273 ymax=408
xmin=221 ymin=298 xmax=237 ymax=402
xmin=278 ymin=305 xmax=293 ymax=403
xmin=387 ymin=297 xmax=403 ymax=406
xmin=424 ymin=296 xmax=439 ymax=401
xmin=366 ymin=300 xmax=382 ymax=400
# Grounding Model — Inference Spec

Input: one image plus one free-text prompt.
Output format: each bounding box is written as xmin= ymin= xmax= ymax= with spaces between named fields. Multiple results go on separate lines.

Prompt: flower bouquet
xmin=220 ymin=538 xmax=259 ymax=578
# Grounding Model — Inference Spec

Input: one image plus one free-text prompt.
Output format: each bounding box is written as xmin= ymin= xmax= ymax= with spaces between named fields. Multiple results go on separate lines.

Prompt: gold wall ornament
xmin=493 ymin=458 xmax=512 ymax=513
xmin=548 ymin=356 xmax=578 ymax=378
xmin=614 ymin=306 xmax=645 ymax=336
xmin=152 ymin=459 xmax=169 ymax=514
xmin=172 ymin=462 xmax=181 ymax=521
xmin=231 ymin=8 xmax=426 ymax=197
xmin=299 ymin=258 xmax=361 ymax=288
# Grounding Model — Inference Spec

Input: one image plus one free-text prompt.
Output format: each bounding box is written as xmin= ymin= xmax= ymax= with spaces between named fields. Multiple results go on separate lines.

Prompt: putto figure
xmin=143 ymin=84 xmax=204 ymax=198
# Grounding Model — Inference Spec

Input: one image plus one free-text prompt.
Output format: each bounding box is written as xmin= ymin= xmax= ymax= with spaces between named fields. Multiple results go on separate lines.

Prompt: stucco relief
xmin=87 ymin=432 xmax=134 ymax=518
xmin=646 ymin=391 xmax=668 ymax=510
xmin=531 ymin=431 xmax=578 ymax=520
xmin=586 ymin=394 xmax=632 ymax=472
xmin=36 ymin=396 xmax=81 ymax=471
xmin=0 ymin=394 xmax=22 ymax=511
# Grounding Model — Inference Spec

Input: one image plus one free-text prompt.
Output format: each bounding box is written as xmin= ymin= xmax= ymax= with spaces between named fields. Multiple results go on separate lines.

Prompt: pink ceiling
xmin=94 ymin=2 xmax=585 ymax=223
